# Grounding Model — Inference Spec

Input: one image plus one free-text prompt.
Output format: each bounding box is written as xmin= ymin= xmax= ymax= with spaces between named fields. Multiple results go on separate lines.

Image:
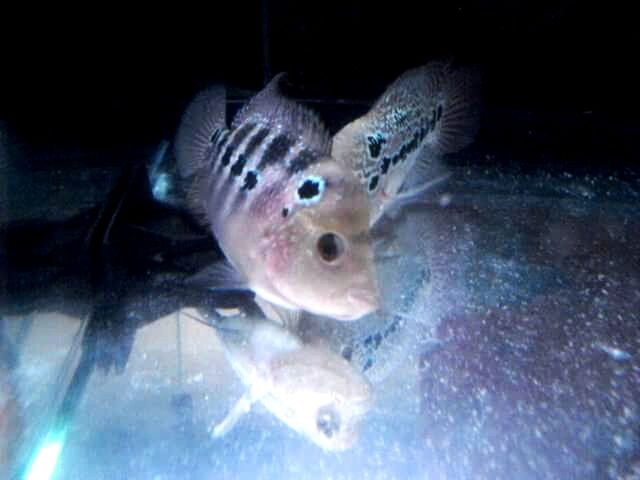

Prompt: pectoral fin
xmin=375 ymin=173 xmax=451 ymax=225
xmin=254 ymin=296 xmax=301 ymax=330
xmin=185 ymin=261 xmax=249 ymax=291
xmin=211 ymin=390 xmax=259 ymax=438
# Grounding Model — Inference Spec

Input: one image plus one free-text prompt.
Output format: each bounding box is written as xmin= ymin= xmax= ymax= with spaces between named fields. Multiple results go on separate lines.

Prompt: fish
xmin=332 ymin=61 xmax=480 ymax=226
xmin=204 ymin=310 xmax=373 ymax=451
xmin=300 ymin=250 xmax=434 ymax=384
xmin=174 ymin=76 xmax=379 ymax=323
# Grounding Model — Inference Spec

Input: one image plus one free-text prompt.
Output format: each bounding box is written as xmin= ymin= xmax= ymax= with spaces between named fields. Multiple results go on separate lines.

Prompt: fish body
xmin=175 ymin=76 xmax=379 ymax=321
xmin=332 ymin=61 xmax=480 ymax=225
xmin=210 ymin=312 xmax=372 ymax=451
xmin=300 ymin=249 xmax=433 ymax=384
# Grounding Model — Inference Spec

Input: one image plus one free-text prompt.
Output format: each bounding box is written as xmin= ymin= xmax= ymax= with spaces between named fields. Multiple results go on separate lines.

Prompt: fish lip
xmin=345 ymin=287 xmax=379 ymax=319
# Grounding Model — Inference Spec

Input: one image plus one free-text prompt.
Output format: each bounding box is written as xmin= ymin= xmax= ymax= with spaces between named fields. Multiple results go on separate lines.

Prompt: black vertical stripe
xmin=205 ymin=129 xmax=228 ymax=169
xmin=429 ymin=111 xmax=437 ymax=131
xmin=368 ymin=175 xmax=380 ymax=191
xmin=287 ymin=149 xmax=320 ymax=174
xmin=257 ymin=134 xmax=293 ymax=170
xmin=217 ymin=130 xmax=230 ymax=147
xmin=230 ymin=154 xmax=247 ymax=176
xmin=218 ymin=122 xmax=256 ymax=168
xmin=243 ymin=127 xmax=270 ymax=159
xmin=380 ymin=156 xmax=391 ymax=174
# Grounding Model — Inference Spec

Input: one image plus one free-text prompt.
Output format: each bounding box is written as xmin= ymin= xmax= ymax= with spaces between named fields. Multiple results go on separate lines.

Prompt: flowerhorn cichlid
xmin=208 ymin=312 xmax=372 ymax=451
xmin=175 ymin=76 xmax=379 ymax=323
xmin=333 ymin=61 xmax=480 ymax=225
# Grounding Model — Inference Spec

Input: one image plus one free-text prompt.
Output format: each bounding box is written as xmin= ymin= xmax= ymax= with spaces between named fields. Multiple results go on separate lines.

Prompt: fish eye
xmin=317 ymin=233 xmax=345 ymax=263
xmin=316 ymin=406 xmax=341 ymax=438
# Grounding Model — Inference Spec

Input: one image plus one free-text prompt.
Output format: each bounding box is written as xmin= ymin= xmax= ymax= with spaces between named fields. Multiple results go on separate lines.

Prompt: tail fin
xmin=174 ymin=85 xmax=227 ymax=179
xmin=378 ymin=61 xmax=481 ymax=155
xmin=429 ymin=62 xmax=481 ymax=155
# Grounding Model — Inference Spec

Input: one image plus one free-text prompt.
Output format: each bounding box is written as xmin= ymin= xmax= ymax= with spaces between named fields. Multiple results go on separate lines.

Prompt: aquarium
xmin=1 ymin=2 xmax=639 ymax=479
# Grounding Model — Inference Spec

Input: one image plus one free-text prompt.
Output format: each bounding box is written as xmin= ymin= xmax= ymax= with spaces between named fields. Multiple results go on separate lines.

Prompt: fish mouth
xmin=342 ymin=287 xmax=379 ymax=320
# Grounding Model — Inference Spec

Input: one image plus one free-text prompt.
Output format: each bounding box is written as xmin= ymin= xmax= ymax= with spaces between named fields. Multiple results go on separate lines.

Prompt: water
xmin=2 ymin=140 xmax=640 ymax=479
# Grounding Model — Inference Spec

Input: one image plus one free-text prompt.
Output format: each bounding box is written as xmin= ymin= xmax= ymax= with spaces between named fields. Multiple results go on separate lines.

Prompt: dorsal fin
xmin=174 ymin=85 xmax=227 ymax=179
xmin=232 ymin=73 xmax=331 ymax=154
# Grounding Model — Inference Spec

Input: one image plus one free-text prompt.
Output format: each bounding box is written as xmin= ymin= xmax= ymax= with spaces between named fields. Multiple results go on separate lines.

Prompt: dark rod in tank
xmin=261 ymin=0 xmax=271 ymax=85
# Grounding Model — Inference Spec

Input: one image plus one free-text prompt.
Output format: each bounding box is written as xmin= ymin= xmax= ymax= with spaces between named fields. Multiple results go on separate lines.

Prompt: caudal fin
xmin=174 ymin=85 xmax=227 ymax=179
xmin=429 ymin=63 xmax=481 ymax=155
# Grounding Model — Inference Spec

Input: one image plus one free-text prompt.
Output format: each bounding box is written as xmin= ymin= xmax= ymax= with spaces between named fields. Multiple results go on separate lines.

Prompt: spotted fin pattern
xmin=332 ymin=61 xmax=480 ymax=224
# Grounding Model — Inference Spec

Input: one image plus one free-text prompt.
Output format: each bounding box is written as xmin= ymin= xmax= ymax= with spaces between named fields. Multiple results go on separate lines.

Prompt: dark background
xmin=1 ymin=1 xmax=638 ymax=166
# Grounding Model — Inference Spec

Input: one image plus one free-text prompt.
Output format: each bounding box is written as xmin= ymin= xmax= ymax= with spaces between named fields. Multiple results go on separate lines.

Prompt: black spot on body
xmin=437 ymin=104 xmax=443 ymax=121
xmin=341 ymin=346 xmax=353 ymax=361
xmin=287 ymin=149 xmax=319 ymax=174
xmin=390 ymin=134 xmax=421 ymax=168
xmin=363 ymin=358 xmax=373 ymax=371
xmin=368 ymin=175 xmax=379 ymax=191
xmin=230 ymin=154 xmax=247 ymax=176
xmin=241 ymin=170 xmax=258 ymax=191
xmin=381 ymin=157 xmax=391 ymax=174
xmin=367 ymin=135 xmax=386 ymax=158
xmin=258 ymin=134 xmax=293 ymax=170
xmin=297 ymin=179 xmax=321 ymax=200
xmin=387 ymin=321 xmax=398 ymax=334
xmin=281 ymin=207 xmax=289 ymax=217
xmin=373 ymin=332 xmax=382 ymax=348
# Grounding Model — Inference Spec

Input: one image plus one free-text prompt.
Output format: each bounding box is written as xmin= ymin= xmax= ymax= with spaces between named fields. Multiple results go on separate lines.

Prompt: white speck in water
xmin=595 ymin=343 xmax=632 ymax=361
xmin=439 ymin=193 xmax=452 ymax=207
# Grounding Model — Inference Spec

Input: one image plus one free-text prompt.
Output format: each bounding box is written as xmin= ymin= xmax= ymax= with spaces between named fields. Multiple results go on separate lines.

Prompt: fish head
xmin=266 ymin=344 xmax=373 ymax=451
xmin=331 ymin=117 xmax=372 ymax=185
xmin=262 ymin=160 xmax=379 ymax=320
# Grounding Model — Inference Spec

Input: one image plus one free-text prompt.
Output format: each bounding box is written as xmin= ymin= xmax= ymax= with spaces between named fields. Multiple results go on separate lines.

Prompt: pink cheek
xmin=262 ymin=233 xmax=293 ymax=277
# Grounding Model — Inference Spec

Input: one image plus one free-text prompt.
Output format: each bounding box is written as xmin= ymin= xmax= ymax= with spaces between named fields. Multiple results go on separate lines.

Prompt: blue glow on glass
xmin=24 ymin=430 xmax=66 ymax=480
